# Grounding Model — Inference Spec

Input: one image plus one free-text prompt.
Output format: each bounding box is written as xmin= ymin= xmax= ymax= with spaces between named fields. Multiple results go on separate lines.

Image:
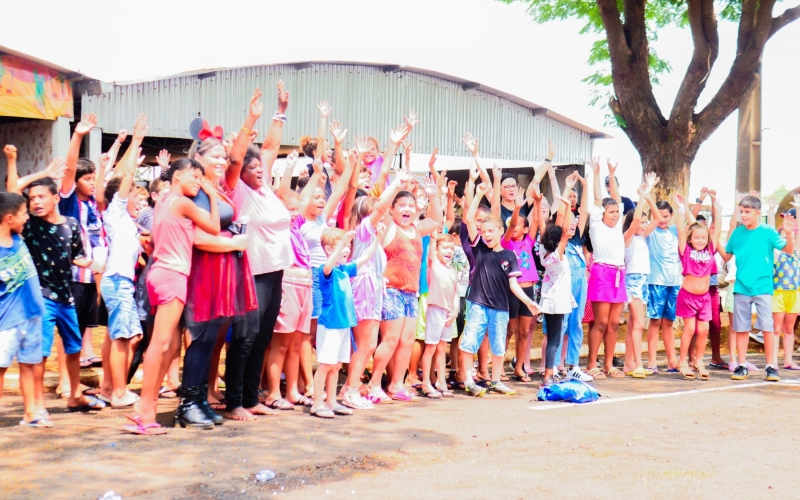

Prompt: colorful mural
xmin=0 ymin=54 xmax=73 ymax=119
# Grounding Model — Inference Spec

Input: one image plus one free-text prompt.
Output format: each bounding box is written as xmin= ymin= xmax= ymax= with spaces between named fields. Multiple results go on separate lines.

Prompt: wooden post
xmin=735 ymin=65 xmax=761 ymax=195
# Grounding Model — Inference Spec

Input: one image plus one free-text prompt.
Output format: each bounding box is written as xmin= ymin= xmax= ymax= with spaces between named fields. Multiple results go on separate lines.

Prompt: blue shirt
xmin=0 ymin=234 xmax=45 ymax=331
xmin=726 ymin=224 xmax=786 ymax=296
xmin=646 ymin=226 xmax=682 ymax=287
xmin=318 ymin=262 xmax=358 ymax=329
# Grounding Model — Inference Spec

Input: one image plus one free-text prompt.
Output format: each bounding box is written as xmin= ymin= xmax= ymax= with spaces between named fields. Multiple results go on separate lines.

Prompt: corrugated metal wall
xmin=82 ymin=63 xmax=593 ymax=164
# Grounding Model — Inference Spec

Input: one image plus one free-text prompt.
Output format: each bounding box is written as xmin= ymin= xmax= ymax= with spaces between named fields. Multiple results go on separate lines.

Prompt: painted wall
xmin=0 ymin=117 xmax=70 ymax=185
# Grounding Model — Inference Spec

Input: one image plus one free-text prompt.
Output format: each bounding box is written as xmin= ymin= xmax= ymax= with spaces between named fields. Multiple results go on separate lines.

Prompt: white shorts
xmin=316 ymin=324 xmax=351 ymax=364
xmin=425 ymin=304 xmax=453 ymax=345
xmin=0 ymin=317 xmax=43 ymax=367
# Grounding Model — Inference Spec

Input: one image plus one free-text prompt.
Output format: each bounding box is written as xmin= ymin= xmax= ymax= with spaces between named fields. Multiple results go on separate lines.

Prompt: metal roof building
xmin=80 ymin=61 xmax=606 ymax=167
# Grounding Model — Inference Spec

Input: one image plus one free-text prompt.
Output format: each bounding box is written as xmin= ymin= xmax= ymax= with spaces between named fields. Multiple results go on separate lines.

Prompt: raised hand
xmin=530 ymin=185 xmax=543 ymax=202
xmin=448 ymin=180 xmax=458 ymax=198
xmin=355 ymin=135 xmax=371 ymax=154
xmin=587 ymin=156 xmax=600 ymax=175
xmin=492 ymin=163 xmax=502 ymax=181
xmin=75 ymin=113 xmax=98 ymax=136
xmin=249 ymin=87 xmax=263 ymax=118
xmin=421 ymin=175 xmax=439 ymax=197
xmin=136 ymin=148 xmax=146 ymax=167
xmin=348 ymin=148 xmax=359 ymax=168
xmin=3 ymin=144 xmax=17 ymax=160
xmin=375 ymin=222 xmax=387 ymax=240
xmin=636 ymin=182 xmax=648 ymax=198
xmin=312 ymin=158 xmax=323 ymax=176
xmin=607 ymin=159 xmax=618 ymax=178
xmin=708 ymin=189 xmax=717 ymax=203
xmin=546 ymin=139 xmax=555 ymax=160
xmin=699 ymin=187 xmax=709 ymax=201
xmin=437 ymin=170 xmax=448 ymax=189
xmin=277 ymin=80 xmax=289 ymax=114
xmin=462 ymin=132 xmax=479 ymax=156
xmin=156 ymin=149 xmax=171 ymax=169
xmin=317 ymin=100 xmax=332 ymax=119
xmin=515 ymin=186 xmax=526 ymax=207
xmin=286 ymin=150 xmax=299 ymax=170
xmin=132 ymin=113 xmax=149 ymax=141
xmin=117 ymin=130 xmax=128 ymax=143
xmin=643 ymin=172 xmax=659 ymax=195
xmin=44 ymin=157 xmax=67 ymax=180
xmin=673 ymin=193 xmax=685 ymax=208
xmin=468 ymin=161 xmax=478 ymax=182
xmin=553 ymin=194 xmax=571 ymax=208
xmin=329 ymin=120 xmax=348 ymax=145
xmin=565 ymin=172 xmax=579 ymax=190
xmin=343 ymin=230 xmax=356 ymax=244
xmin=404 ymin=110 xmax=420 ymax=130
xmin=389 ymin=124 xmax=409 ymax=145
xmin=783 ymin=213 xmax=796 ymax=233
xmin=526 ymin=183 xmax=537 ymax=204
xmin=475 ymin=182 xmax=489 ymax=197
xmin=428 ymin=147 xmax=438 ymax=169
xmin=98 ymin=153 xmax=111 ymax=170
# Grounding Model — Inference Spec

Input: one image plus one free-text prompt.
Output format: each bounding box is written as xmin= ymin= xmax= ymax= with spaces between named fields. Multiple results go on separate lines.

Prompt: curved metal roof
xmin=82 ymin=61 xmax=605 ymax=165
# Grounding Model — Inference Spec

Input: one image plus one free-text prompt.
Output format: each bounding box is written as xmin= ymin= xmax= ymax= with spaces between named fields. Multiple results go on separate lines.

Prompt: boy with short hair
xmin=0 ymin=192 xmax=49 ymax=427
xmin=310 ymin=225 xmax=383 ymax=418
xmin=460 ymin=183 xmax=539 ymax=397
xmin=721 ymin=195 xmax=795 ymax=382
xmin=23 ymin=177 xmax=105 ymax=412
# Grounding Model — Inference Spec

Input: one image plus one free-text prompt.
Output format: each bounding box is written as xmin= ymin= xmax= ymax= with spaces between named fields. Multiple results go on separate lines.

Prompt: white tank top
xmin=624 ymin=234 xmax=650 ymax=275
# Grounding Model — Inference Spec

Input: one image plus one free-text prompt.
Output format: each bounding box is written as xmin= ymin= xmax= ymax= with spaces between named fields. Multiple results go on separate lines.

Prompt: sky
xmin=2 ymin=0 xmax=798 ymax=208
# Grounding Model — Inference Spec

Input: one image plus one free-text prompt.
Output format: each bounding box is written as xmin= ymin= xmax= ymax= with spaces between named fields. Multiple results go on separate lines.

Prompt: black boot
xmin=175 ymin=385 xmax=214 ymax=429
xmin=197 ymin=383 xmax=223 ymax=425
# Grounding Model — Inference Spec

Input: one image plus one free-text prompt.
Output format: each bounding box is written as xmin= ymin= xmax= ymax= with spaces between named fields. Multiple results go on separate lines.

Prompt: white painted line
xmin=528 ymin=382 xmax=796 ymax=411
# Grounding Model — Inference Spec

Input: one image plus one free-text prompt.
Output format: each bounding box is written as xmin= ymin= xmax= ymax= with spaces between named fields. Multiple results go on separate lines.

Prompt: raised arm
xmin=106 ymin=129 xmax=128 ymax=180
xmin=553 ymin=194 xmax=572 ymax=259
xmin=673 ymin=193 xmax=687 ymax=255
xmin=462 ymin=132 xmax=491 ymax=185
xmin=709 ymin=190 xmax=722 ymax=249
xmin=322 ymin=139 xmax=356 ymax=222
xmin=531 ymin=139 xmax=555 ymax=186
xmin=329 ymin=120 xmax=348 ymax=177
xmin=94 ymin=153 xmax=111 ymax=210
xmin=589 ymin=157 xmax=602 ymax=207
xmin=557 ymin=172 xmax=579 ymax=226
xmin=300 ymin=159 xmax=324 ymax=219
xmin=427 ymin=147 xmax=442 ymax=186
xmin=316 ymin=100 xmax=332 ymax=164
xmin=490 ymin=163 xmax=502 ymax=217
xmin=372 ymin=167 xmax=411 ymax=228
xmin=12 ymin=157 xmax=67 ymax=194
xmin=782 ymin=213 xmax=797 ymax=256
xmin=531 ymin=185 xmax=546 ymax=239
xmin=339 ymin=148 xmax=362 ymax=230
xmin=576 ymin=172 xmax=589 ymax=235
xmin=464 ymin=182 xmax=488 ymax=242
xmin=692 ymin=187 xmax=708 ymax=220
xmin=503 ymin=187 xmax=526 ymax=242
xmin=226 ymin=88 xmax=263 ymax=190
xmin=417 ymin=176 xmax=444 ymax=237
xmin=607 ymin=160 xmax=621 ymax=205
xmin=276 ymin=150 xmax=299 ymax=201
xmin=624 ymin=186 xmax=648 ymax=246
xmin=63 ymin=113 xmax=97 ymax=195
xmin=355 ymin=223 xmax=387 ymax=268
xmin=323 ymin=231 xmax=354 ymax=276
xmin=464 ymin=161 xmax=478 ymax=212
xmin=261 ymin=80 xmax=289 ymax=176
xmin=445 ymin=180 xmax=457 ymax=231
xmin=4 ymin=145 xmax=19 ymax=193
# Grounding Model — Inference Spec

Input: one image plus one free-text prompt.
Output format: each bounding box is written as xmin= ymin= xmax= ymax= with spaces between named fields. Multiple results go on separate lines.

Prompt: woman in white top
xmin=621 ymin=173 xmax=662 ymax=379
xmin=585 ymin=158 xmax=627 ymax=379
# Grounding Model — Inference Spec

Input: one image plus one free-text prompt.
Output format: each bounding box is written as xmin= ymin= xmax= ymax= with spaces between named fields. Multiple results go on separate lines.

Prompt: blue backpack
xmin=537 ymin=380 xmax=599 ymax=403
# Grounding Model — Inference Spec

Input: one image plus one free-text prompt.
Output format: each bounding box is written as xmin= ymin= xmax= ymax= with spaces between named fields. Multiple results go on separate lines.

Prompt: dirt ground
xmin=2 ymin=347 xmax=800 ymax=499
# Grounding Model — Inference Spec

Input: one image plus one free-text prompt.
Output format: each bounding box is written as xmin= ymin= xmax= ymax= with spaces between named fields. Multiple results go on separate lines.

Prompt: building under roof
xmin=80 ymin=61 xmax=607 ymax=178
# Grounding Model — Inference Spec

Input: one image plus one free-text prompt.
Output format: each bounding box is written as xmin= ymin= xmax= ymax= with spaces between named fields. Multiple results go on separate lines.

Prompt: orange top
xmin=383 ymin=225 xmax=422 ymax=293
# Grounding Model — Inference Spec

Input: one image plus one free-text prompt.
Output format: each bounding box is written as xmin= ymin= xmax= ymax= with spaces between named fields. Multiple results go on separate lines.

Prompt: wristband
xmin=273 ymin=113 xmax=287 ymax=122
xmin=545 ymin=158 xmax=553 ymax=162
xmin=241 ymin=126 xmax=253 ymax=135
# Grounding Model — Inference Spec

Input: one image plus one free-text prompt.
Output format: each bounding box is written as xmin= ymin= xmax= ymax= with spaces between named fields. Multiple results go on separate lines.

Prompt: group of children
xmin=1 ymin=81 xmax=798 ymax=433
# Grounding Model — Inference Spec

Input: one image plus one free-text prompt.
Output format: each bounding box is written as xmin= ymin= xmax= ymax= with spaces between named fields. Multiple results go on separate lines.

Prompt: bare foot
xmin=224 ymin=407 xmax=256 ymax=421
xmin=245 ymin=403 xmax=279 ymax=416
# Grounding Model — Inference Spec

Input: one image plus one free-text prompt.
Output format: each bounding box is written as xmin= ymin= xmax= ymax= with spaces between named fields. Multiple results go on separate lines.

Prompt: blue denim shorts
xmin=626 ymin=273 xmax=650 ymax=304
xmin=101 ymin=274 xmax=144 ymax=340
xmin=42 ymin=298 xmax=82 ymax=357
xmin=647 ymin=284 xmax=678 ymax=321
xmin=0 ymin=317 xmax=43 ymax=367
xmin=459 ymin=303 xmax=509 ymax=357
xmin=381 ymin=288 xmax=418 ymax=321
xmin=311 ymin=266 xmax=323 ymax=319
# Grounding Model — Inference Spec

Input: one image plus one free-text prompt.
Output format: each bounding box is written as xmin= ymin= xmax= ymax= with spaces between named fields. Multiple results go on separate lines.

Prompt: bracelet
xmin=545 ymin=158 xmax=553 ymax=162
xmin=241 ymin=127 xmax=253 ymax=135
xmin=273 ymin=113 xmax=287 ymax=122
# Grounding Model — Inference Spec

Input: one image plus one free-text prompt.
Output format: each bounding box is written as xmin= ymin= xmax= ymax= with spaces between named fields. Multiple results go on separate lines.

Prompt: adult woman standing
xmin=223 ymin=83 xmax=296 ymax=419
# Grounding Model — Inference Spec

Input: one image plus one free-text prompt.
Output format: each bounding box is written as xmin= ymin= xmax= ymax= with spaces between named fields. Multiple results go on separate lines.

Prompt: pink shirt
xmin=226 ymin=180 xmax=292 ymax=275
xmin=289 ymin=218 xmax=311 ymax=269
xmin=501 ymin=235 xmax=538 ymax=283
xmin=151 ymin=192 xmax=194 ymax=275
xmin=427 ymin=256 xmax=458 ymax=313
xmin=680 ymin=241 xmax=717 ymax=278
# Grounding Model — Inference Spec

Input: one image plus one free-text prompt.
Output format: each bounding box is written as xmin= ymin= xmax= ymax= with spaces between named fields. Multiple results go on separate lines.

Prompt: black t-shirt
xmin=500 ymin=203 xmax=530 ymax=230
xmin=23 ymin=216 xmax=85 ymax=304
xmin=191 ymin=189 xmax=235 ymax=227
xmin=466 ymin=236 xmax=521 ymax=311
xmin=621 ymin=196 xmax=635 ymax=215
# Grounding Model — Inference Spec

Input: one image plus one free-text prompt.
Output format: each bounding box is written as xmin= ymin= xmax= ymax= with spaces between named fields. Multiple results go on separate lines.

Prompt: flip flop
xmin=310 ymin=408 xmax=335 ymax=419
xmin=266 ymin=398 xmax=294 ymax=411
xmin=422 ymin=389 xmax=443 ymax=399
xmin=332 ymin=405 xmax=353 ymax=416
xmin=111 ymin=391 xmax=140 ymax=409
xmin=630 ymin=368 xmax=647 ymax=379
xmin=67 ymin=395 xmax=106 ymax=412
xmin=709 ymin=362 xmax=729 ymax=370
xmin=79 ymin=358 xmax=92 ymax=368
xmin=783 ymin=363 xmax=800 ymax=371
xmin=122 ymin=422 xmax=168 ymax=435
xmin=586 ymin=368 xmax=606 ymax=380
xmin=439 ymin=389 xmax=454 ymax=398
xmin=388 ymin=388 xmax=415 ymax=402
xmin=290 ymin=395 xmax=314 ymax=407
xmin=82 ymin=387 xmax=102 ymax=396
xmin=604 ymin=367 xmax=625 ymax=379
xmin=449 ymin=380 xmax=466 ymax=391
xmin=679 ymin=365 xmax=696 ymax=380
xmin=666 ymin=368 xmax=680 ymax=373
xmin=86 ymin=356 xmax=103 ymax=368
xmin=509 ymin=374 xmax=532 ymax=383
xmin=19 ymin=418 xmax=55 ymax=428
xmin=647 ymin=366 xmax=659 ymax=375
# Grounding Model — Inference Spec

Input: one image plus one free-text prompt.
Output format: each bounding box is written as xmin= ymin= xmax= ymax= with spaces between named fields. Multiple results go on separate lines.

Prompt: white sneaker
xmin=749 ymin=331 xmax=764 ymax=344
xmin=566 ymin=366 xmax=593 ymax=382
xmin=342 ymin=388 xmax=374 ymax=410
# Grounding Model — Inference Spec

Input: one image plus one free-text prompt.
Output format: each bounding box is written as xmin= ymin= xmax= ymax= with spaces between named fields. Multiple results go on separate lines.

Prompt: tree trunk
xmin=640 ymin=142 xmax=693 ymax=204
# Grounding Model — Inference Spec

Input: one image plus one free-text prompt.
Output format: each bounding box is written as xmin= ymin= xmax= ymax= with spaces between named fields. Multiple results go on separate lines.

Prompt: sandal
xmin=290 ymin=395 xmax=314 ymax=407
xmin=784 ymin=363 xmax=800 ymax=371
xmin=604 ymin=367 xmax=625 ymax=379
xmin=122 ymin=422 xmax=168 ymax=435
xmin=449 ymin=380 xmax=466 ymax=391
xmin=19 ymin=418 xmax=55 ymax=428
xmin=696 ymin=362 xmax=710 ymax=381
xmin=509 ymin=374 xmax=532 ymax=383
xmin=436 ymin=387 xmax=454 ymax=398
xmin=266 ymin=398 xmax=294 ymax=411
xmin=310 ymin=408 xmax=335 ymax=419
xmin=388 ymin=388 xmax=415 ymax=402
xmin=630 ymin=368 xmax=647 ymax=379
xmin=422 ymin=388 xmax=442 ymax=399
xmin=67 ymin=395 xmax=106 ymax=412
xmin=586 ymin=368 xmax=607 ymax=380
xmin=333 ymin=405 xmax=353 ymax=416
xmin=679 ymin=364 xmax=696 ymax=380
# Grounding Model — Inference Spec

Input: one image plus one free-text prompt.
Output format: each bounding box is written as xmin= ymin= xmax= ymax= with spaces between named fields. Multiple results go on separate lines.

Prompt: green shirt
xmin=725 ymin=224 xmax=786 ymax=296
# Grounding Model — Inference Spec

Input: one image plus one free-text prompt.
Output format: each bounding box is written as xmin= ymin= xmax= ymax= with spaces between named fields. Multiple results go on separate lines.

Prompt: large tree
xmin=502 ymin=0 xmax=800 ymax=198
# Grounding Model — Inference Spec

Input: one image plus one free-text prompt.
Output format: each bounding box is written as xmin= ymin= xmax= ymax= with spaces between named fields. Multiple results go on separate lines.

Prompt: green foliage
xmin=769 ymin=185 xmax=791 ymax=204
xmin=499 ymin=0 xmax=743 ymax=122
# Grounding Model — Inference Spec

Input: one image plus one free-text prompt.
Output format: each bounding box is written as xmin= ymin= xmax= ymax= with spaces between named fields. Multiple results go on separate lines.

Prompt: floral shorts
xmin=381 ymin=288 xmax=418 ymax=321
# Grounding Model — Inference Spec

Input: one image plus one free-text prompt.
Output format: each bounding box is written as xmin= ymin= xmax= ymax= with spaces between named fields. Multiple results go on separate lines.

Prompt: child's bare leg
xmin=523 ymin=321 xmax=535 ymax=373
xmin=476 ymin=335 xmax=490 ymax=379
xmin=783 ymin=314 xmax=798 ymax=367
xmin=310 ymin=363 xmax=332 ymax=413
xmin=514 ymin=317 xmax=532 ymax=377
xmin=661 ymin=319 xmax=677 ymax=368
xmin=347 ymin=320 xmax=378 ymax=389
xmin=420 ymin=343 xmax=437 ymax=393
xmin=679 ymin=317 xmax=696 ymax=366
xmin=55 ymin=338 xmax=69 ymax=395
xmin=370 ymin=319 xmax=403 ymax=389
xmin=388 ymin=318 xmax=417 ymax=394
xmin=284 ymin=330 xmax=304 ymax=402
xmin=434 ymin=341 xmax=448 ymax=391
xmin=646 ymin=318 xmax=661 ymax=369
xmin=407 ymin=339 xmax=424 ymax=385
xmin=16 ymin=364 xmax=38 ymax=423
xmin=506 ymin=318 xmax=518 ymax=352
xmin=110 ymin=338 xmax=131 ymax=401
xmin=99 ymin=331 xmax=113 ymax=398
xmin=736 ymin=331 xmax=749 ymax=365
xmin=34 ymin=360 xmax=46 ymax=414
xmin=325 ymin=364 xmax=340 ymax=410
xmin=763 ymin=329 xmax=778 ymax=367
xmin=603 ymin=303 xmax=623 ymax=372
xmin=695 ymin=321 xmax=709 ymax=367
xmin=588 ymin=302 xmax=609 ymax=371
xmin=490 ymin=354 xmax=505 ymax=382
xmin=449 ymin=339 xmax=459 ymax=376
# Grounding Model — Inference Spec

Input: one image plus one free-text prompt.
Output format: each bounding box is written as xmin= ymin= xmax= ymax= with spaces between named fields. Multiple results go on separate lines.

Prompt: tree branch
xmin=770 ymin=4 xmax=800 ymax=38
xmin=737 ymin=0 xmax=758 ymax=54
xmin=622 ymin=0 xmax=648 ymax=63
xmin=596 ymin=0 xmax=631 ymax=65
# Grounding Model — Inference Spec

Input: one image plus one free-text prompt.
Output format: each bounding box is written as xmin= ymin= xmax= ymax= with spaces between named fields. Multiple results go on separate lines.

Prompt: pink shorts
xmin=676 ymin=288 xmax=712 ymax=321
xmin=275 ymin=276 xmax=313 ymax=334
xmin=146 ymin=266 xmax=188 ymax=308
xmin=351 ymin=266 xmax=383 ymax=321
xmin=587 ymin=263 xmax=627 ymax=304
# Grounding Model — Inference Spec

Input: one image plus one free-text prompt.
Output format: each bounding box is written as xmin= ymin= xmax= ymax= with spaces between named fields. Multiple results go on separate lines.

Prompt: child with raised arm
xmin=0 ymin=192 xmax=49 ymax=428
xmin=673 ymin=192 xmax=723 ymax=380
xmin=311 ymin=225 xmax=385 ymax=418
xmin=720 ymin=195 xmax=795 ymax=382
xmin=460 ymin=182 xmax=539 ymax=397
xmin=420 ymin=232 xmax=459 ymax=398
xmin=771 ymin=197 xmax=800 ymax=371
